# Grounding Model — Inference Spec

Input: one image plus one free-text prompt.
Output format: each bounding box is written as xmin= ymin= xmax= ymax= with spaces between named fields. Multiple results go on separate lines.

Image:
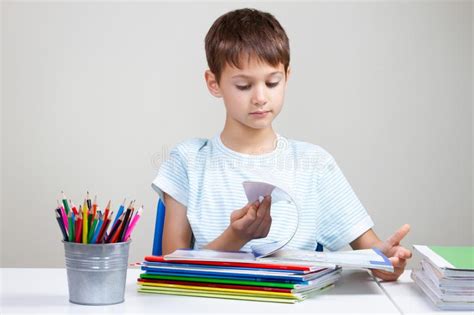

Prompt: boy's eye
xmin=235 ymin=81 xmax=280 ymax=91
xmin=236 ymin=84 xmax=251 ymax=91
xmin=266 ymin=81 xmax=280 ymax=88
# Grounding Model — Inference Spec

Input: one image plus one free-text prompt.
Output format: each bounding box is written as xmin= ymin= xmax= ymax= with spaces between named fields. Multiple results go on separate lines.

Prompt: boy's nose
xmin=251 ymin=85 xmax=268 ymax=106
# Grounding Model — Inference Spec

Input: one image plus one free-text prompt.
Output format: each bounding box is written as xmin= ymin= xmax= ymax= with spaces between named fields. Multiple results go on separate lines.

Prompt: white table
xmin=377 ymin=270 xmax=473 ymax=315
xmin=1 ymin=268 xmax=400 ymax=314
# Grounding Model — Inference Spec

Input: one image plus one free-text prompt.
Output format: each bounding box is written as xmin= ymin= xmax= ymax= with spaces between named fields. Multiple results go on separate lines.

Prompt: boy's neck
xmin=220 ymin=121 xmax=277 ymax=155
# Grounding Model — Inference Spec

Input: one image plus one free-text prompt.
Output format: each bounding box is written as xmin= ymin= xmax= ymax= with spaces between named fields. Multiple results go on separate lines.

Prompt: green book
xmin=140 ymin=273 xmax=297 ymax=289
xmin=413 ymin=245 xmax=474 ymax=273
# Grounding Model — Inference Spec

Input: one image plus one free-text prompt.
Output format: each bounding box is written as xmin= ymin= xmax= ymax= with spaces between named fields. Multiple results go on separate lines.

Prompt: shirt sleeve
xmin=316 ymin=154 xmax=374 ymax=251
xmin=151 ymin=146 xmax=189 ymax=207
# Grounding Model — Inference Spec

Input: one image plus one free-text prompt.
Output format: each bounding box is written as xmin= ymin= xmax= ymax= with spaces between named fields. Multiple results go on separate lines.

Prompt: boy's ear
xmin=285 ymin=66 xmax=291 ymax=84
xmin=204 ymin=70 xmax=222 ymax=98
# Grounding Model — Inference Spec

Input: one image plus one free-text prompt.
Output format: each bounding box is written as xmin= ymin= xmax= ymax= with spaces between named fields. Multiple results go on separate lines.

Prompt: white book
xmin=413 ymin=245 xmax=474 ymax=278
xmin=412 ymin=269 xmax=474 ymax=309
xmin=259 ymin=248 xmax=394 ymax=272
xmin=420 ymin=260 xmax=474 ymax=290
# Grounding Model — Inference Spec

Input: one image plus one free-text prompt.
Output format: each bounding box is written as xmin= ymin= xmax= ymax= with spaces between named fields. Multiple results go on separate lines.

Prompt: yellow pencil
xmin=82 ymin=199 xmax=89 ymax=244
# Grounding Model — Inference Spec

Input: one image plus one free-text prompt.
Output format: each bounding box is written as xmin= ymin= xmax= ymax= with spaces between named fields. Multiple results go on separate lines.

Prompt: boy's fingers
xmin=254 ymin=210 xmax=272 ymax=236
xmin=247 ymin=210 xmax=266 ymax=232
xmin=386 ymin=224 xmax=410 ymax=247
xmin=246 ymin=205 xmax=257 ymax=221
xmin=235 ymin=206 xmax=257 ymax=227
xmin=389 ymin=256 xmax=399 ymax=266
xmin=254 ymin=221 xmax=267 ymax=237
xmin=372 ymin=269 xmax=395 ymax=277
xmin=250 ymin=196 xmax=270 ymax=229
xmin=231 ymin=204 xmax=251 ymax=221
xmin=372 ymin=269 xmax=401 ymax=281
xmin=232 ymin=197 xmax=272 ymax=238
xmin=389 ymin=256 xmax=407 ymax=269
xmin=395 ymin=247 xmax=412 ymax=259
xmin=256 ymin=196 xmax=271 ymax=218
xmin=263 ymin=216 xmax=272 ymax=236
xmin=398 ymin=259 xmax=407 ymax=270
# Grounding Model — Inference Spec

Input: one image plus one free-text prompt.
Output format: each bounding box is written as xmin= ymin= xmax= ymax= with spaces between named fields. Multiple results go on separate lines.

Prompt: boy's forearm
xmin=203 ymin=227 xmax=249 ymax=251
xmin=350 ymin=228 xmax=384 ymax=250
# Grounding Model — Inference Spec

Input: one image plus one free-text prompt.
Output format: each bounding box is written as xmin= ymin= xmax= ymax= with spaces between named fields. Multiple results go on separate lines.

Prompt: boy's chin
xmin=245 ymin=121 xmax=272 ymax=130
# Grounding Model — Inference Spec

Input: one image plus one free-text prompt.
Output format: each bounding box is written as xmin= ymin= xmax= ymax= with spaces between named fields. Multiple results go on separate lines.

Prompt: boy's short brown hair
xmin=205 ymin=8 xmax=290 ymax=83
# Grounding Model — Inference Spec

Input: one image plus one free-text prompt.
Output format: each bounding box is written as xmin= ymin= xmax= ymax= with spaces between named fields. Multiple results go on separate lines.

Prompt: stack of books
xmin=412 ymin=245 xmax=474 ymax=311
xmin=137 ymin=249 xmax=342 ymax=303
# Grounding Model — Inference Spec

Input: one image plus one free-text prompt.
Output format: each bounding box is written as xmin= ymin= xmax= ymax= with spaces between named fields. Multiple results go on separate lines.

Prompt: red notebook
xmin=144 ymin=255 xmax=325 ymax=273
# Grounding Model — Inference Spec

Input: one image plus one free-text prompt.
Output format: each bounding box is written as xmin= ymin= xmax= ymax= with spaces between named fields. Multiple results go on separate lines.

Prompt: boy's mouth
xmin=249 ymin=110 xmax=271 ymax=118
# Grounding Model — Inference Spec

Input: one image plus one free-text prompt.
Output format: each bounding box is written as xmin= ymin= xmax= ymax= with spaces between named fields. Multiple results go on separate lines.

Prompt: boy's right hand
xmin=228 ymin=195 xmax=272 ymax=243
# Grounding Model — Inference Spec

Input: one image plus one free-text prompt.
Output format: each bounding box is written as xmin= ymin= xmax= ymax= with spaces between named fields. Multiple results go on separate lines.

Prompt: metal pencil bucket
xmin=63 ymin=240 xmax=131 ymax=305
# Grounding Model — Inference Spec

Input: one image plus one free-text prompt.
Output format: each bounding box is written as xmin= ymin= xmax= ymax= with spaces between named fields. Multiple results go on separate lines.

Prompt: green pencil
xmin=88 ymin=212 xmax=99 ymax=243
xmin=68 ymin=211 xmax=74 ymax=242
xmin=61 ymin=191 xmax=71 ymax=215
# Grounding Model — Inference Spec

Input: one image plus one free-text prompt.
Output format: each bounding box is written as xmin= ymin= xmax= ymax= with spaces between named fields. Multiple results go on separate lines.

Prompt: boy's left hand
xmin=372 ymin=224 xmax=412 ymax=281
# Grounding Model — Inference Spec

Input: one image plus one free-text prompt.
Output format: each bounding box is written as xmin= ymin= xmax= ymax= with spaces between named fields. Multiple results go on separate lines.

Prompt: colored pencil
xmin=112 ymin=198 xmax=126 ymax=229
xmin=68 ymin=211 xmax=75 ymax=242
xmin=61 ymin=191 xmax=71 ymax=215
xmin=90 ymin=212 xmax=104 ymax=244
xmin=97 ymin=216 xmax=111 ymax=243
xmin=109 ymin=220 xmax=124 ymax=243
xmin=70 ymin=199 xmax=79 ymax=216
xmin=75 ymin=211 xmax=83 ymax=243
xmin=55 ymin=210 xmax=68 ymax=241
xmin=88 ymin=212 xmax=99 ymax=243
xmin=118 ymin=208 xmax=132 ymax=242
xmin=107 ymin=213 xmax=124 ymax=243
xmin=82 ymin=199 xmax=88 ymax=244
xmin=57 ymin=200 xmax=68 ymax=231
xmin=106 ymin=211 xmax=123 ymax=242
xmin=92 ymin=195 xmax=98 ymax=220
xmin=97 ymin=204 xmax=111 ymax=243
xmin=86 ymin=191 xmax=92 ymax=211
xmin=103 ymin=200 xmax=111 ymax=225
xmin=123 ymin=206 xmax=143 ymax=241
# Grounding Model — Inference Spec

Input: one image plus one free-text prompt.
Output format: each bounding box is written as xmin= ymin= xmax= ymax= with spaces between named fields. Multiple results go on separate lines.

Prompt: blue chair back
xmin=152 ymin=199 xmax=166 ymax=256
xmin=152 ymin=199 xmax=324 ymax=255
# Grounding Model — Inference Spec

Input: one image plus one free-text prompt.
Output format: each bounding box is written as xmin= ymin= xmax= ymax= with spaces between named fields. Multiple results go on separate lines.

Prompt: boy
xmin=152 ymin=8 xmax=411 ymax=281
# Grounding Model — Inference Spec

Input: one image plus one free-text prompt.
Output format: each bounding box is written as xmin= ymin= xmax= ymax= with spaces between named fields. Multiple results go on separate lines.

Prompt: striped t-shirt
xmin=152 ymin=133 xmax=374 ymax=252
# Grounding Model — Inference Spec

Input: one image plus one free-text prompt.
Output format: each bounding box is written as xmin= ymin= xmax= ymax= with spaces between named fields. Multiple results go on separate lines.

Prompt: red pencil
xmin=92 ymin=195 xmax=98 ymax=220
xmin=69 ymin=200 xmax=79 ymax=216
xmin=97 ymin=217 xmax=111 ymax=244
xmin=109 ymin=223 xmax=123 ymax=243
xmin=97 ymin=209 xmax=112 ymax=243
xmin=108 ymin=213 xmax=124 ymax=243
xmin=103 ymin=200 xmax=111 ymax=224
xmin=75 ymin=211 xmax=83 ymax=243
xmin=106 ymin=211 xmax=123 ymax=242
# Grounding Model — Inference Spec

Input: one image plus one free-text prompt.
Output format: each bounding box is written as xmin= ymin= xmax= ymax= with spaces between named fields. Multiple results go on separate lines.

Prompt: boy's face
xmin=205 ymin=57 xmax=289 ymax=131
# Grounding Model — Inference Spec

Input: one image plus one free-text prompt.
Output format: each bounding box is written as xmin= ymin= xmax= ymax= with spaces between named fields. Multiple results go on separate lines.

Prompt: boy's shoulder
xmin=284 ymin=137 xmax=335 ymax=164
xmin=173 ymin=137 xmax=209 ymax=152
xmin=169 ymin=137 xmax=210 ymax=162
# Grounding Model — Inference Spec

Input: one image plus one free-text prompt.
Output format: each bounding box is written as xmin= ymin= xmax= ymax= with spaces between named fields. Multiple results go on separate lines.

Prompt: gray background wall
xmin=1 ymin=1 xmax=472 ymax=268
